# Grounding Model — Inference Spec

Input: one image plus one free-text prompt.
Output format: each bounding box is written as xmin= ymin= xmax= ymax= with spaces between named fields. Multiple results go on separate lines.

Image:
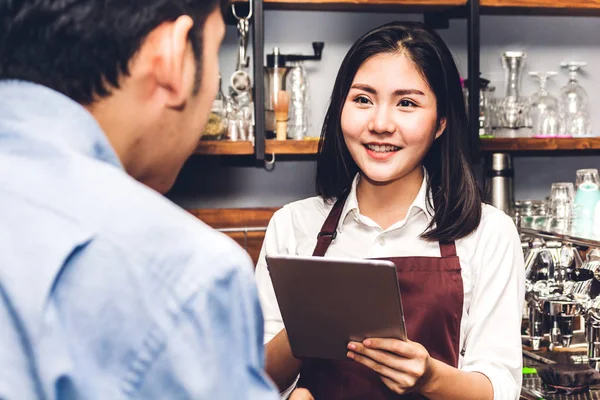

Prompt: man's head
xmin=0 ymin=0 xmax=227 ymax=193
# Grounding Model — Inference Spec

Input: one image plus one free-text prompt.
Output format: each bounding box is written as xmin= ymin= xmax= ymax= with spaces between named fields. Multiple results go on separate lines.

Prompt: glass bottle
xmin=202 ymin=74 xmax=227 ymax=140
xmin=498 ymin=51 xmax=529 ymax=135
xmin=286 ymin=61 xmax=310 ymax=140
xmin=573 ymin=169 xmax=600 ymax=236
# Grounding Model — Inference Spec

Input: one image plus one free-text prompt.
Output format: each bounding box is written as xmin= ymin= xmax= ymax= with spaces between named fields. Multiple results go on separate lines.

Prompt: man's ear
xmin=144 ymin=15 xmax=195 ymax=109
xmin=435 ymin=117 xmax=447 ymax=140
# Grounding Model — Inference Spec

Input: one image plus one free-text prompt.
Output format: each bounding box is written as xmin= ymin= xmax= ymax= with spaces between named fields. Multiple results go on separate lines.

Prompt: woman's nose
xmin=367 ymin=107 xmax=395 ymax=135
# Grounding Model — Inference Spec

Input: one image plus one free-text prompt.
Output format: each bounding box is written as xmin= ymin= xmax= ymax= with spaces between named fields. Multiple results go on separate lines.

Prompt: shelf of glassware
xmin=195 ymin=140 xmax=254 ymax=155
xmin=480 ymin=137 xmax=600 ymax=152
xmin=262 ymin=0 xmax=466 ymax=11
xmin=520 ymin=226 xmax=600 ymax=249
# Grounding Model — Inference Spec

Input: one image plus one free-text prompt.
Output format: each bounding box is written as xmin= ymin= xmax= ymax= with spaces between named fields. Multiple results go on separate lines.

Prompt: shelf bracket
xmin=253 ymin=0 xmax=266 ymax=164
xmin=467 ymin=0 xmax=481 ymax=164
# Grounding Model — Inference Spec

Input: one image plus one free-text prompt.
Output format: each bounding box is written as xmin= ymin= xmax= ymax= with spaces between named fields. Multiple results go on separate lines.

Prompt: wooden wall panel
xmin=189 ymin=208 xmax=279 ymax=266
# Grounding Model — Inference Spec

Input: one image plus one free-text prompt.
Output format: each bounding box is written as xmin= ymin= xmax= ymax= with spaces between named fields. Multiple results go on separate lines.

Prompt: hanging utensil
xmin=230 ymin=3 xmax=252 ymax=95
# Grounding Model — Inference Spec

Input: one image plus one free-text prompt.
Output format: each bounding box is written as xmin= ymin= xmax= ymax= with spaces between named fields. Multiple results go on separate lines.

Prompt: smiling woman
xmin=255 ymin=21 xmax=525 ymax=400
xmin=316 ymin=22 xmax=478 ymax=241
xmin=341 ymin=52 xmax=443 ymax=190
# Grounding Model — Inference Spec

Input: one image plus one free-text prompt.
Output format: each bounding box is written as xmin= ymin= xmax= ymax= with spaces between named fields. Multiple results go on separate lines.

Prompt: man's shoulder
xmin=67 ymin=166 xmax=255 ymax=310
xmin=88 ymin=168 xmax=252 ymax=273
xmin=12 ymin=150 xmax=251 ymax=275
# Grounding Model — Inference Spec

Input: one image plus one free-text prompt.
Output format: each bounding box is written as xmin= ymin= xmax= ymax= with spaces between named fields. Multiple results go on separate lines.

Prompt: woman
xmin=255 ymin=21 xmax=524 ymax=400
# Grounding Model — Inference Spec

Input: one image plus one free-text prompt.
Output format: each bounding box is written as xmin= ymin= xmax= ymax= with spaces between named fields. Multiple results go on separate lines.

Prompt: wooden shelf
xmin=236 ymin=0 xmax=600 ymax=13
xmin=263 ymin=0 xmax=465 ymax=11
xmin=481 ymin=0 xmax=600 ymax=15
xmin=195 ymin=138 xmax=600 ymax=156
xmin=194 ymin=139 xmax=320 ymax=156
xmin=265 ymin=139 xmax=320 ymax=154
xmin=195 ymin=140 xmax=254 ymax=155
xmin=480 ymin=137 xmax=600 ymax=152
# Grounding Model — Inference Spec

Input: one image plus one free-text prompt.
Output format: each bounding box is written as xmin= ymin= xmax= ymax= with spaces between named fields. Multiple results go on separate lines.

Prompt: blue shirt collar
xmin=0 ymin=80 xmax=123 ymax=169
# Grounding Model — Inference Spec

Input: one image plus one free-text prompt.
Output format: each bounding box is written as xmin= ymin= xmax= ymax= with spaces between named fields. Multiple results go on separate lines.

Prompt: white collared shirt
xmin=255 ymin=174 xmax=525 ymax=400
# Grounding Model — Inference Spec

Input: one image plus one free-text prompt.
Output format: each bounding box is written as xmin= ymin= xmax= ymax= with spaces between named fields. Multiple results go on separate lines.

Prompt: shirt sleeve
xmin=136 ymin=248 xmax=280 ymax=400
xmin=256 ymin=209 xmax=288 ymax=344
xmin=460 ymin=210 xmax=525 ymax=400
xmin=255 ymin=208 xmax=300 ymax=399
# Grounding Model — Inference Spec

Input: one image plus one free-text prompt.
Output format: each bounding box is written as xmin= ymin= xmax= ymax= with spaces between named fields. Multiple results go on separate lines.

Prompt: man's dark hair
xmin=316 ymin=21 xmax=482 ymax=243
xmin=0 ymin=0 xmax=227 ymax=104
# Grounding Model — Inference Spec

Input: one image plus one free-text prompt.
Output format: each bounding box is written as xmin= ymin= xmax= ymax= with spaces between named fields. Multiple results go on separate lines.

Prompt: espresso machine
xmin=264 ymin=42 xmax=324 ymax=137
xmin=523 ymin=236 xmax=600 ymax=370
xmin=573 ymin=250 xmax=600 ymax=370
xmin=524 ymin=238 xmax=583 ymax=350
xmin=586 ymin=297 xmax=600 ymax=370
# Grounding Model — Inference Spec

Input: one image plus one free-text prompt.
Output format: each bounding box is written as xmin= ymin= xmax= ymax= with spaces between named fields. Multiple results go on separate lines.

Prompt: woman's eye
xmin=399 ymin=99 xmax=416 ymax=108
xmin=353 ymin=96 xmax=372 ymax=105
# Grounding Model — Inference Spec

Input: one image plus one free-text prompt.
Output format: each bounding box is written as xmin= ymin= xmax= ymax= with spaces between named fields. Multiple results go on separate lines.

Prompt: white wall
xmin=168 ymin=11 xmax=600 ymax=208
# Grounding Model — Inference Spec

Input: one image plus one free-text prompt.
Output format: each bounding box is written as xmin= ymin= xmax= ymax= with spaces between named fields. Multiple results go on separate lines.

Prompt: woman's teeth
xmin=365 ymin=144 xmax=401 ymax=153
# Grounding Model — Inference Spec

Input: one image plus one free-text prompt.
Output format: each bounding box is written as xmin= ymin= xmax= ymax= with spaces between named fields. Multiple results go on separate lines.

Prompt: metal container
xmin=486 ymin=153 xmax=514 ymax=215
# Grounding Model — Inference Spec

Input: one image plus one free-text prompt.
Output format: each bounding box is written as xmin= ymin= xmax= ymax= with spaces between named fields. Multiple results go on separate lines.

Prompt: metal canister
xmin=486 ymin=153 xmax=514 ymax=215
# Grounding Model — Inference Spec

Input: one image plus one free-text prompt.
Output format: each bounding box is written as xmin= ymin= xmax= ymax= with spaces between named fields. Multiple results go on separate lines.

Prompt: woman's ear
xmin=435 ymin=118 xmax=447 ymax=140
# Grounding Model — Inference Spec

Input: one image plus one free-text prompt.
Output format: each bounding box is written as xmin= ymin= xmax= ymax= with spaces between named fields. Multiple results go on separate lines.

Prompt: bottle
xmin=485 ymin=153 xmax=514 ymax=215
xmin=287 ymin=61 xmax=310 ymax=140
xmin=202 ymin=75 xmax=227 ymax=140
xmin=574 ymin=168 xmax=600 ymax=236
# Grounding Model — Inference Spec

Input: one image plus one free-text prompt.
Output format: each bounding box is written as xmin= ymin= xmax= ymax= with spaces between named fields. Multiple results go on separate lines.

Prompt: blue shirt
xmin=0 ymin=81 xmax=279 ymax=400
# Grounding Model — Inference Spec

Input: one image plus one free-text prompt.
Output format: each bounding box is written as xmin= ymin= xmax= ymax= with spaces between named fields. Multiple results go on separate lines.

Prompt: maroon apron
xmin=297 ymin=194 xmax=464 ymax=399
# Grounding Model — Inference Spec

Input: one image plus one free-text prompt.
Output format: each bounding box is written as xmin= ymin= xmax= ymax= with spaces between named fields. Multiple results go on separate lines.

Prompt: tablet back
xmin=266 ymin=254 xmax=407 ymax=360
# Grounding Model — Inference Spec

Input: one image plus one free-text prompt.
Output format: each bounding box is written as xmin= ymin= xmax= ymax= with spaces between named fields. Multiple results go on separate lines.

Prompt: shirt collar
xmin=0 ymin=80 xmax=123 ymax=169
xmin=338 ymin=168 xmax=433 ymax=233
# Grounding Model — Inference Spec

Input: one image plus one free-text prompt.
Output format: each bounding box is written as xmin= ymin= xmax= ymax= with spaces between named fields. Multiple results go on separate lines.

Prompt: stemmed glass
xmin=560 ymin=62 xmax=591 ymax=137
xmin=529 ymin=71 xmax=563 ymax=137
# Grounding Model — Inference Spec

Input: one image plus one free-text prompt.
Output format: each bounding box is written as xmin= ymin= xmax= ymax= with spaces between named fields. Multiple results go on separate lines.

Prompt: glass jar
xmin=202 ymin=75 xmax=228 ymax=140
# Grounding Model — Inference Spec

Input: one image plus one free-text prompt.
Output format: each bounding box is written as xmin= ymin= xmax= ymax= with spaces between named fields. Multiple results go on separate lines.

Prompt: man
xmin=0 ymin=1 xmax=311 ymax=399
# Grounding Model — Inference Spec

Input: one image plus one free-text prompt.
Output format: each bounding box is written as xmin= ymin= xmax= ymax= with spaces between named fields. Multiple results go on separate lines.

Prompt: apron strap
xmin=439 ymin=241 xmax=458 ymax=258
xmin=312 ymin=194 xmax=348 ymax=257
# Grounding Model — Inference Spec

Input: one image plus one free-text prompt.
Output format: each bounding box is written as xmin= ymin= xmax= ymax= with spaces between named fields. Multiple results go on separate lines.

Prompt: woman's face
xmin=340 ymin=52 xmax=445 ymax=185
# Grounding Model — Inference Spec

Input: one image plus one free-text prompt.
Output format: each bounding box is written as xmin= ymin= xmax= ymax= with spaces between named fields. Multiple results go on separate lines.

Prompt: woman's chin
xmin=360 ymin=170 xmax=399 ymax=186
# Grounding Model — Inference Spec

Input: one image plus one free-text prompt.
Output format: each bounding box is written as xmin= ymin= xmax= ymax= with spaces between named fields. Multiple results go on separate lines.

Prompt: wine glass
xmin=529 ymin=71 xmax=561 ymax=137
xmin=560 ymin=61 xmax=591 ymax=136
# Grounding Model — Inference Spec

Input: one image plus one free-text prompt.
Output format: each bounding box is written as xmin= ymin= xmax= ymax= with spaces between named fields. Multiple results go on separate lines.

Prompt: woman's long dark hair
xmin=316 ymin=21 xmax=481 ymax=242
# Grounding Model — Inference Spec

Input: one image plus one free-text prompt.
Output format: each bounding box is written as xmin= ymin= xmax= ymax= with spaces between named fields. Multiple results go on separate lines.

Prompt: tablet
xmin=265 ymin=254 xmax=407 ymax=361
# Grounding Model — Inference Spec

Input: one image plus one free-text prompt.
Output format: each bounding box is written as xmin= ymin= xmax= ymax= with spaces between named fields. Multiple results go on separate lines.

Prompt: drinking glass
xmin=548 ymin=182 xmax=575 ymax=233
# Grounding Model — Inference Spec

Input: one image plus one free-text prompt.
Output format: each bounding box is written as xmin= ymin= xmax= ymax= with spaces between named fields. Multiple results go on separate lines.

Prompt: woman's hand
xmin=347 ymin=338 xmax=433 ymax=394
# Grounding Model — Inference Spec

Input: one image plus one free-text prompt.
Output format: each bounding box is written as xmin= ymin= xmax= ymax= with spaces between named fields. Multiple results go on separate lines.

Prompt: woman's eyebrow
xmin=350 ymin=84 xmax=425 ymax=97
xmin=350 ymin=83 xmax=376 ymax=94
xmin=393 ymin=89 xmax=425 ymax=96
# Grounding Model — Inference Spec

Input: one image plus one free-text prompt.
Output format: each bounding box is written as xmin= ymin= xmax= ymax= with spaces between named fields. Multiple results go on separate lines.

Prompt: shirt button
xmin=378 ymin=237 xmax=386 ymax=246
